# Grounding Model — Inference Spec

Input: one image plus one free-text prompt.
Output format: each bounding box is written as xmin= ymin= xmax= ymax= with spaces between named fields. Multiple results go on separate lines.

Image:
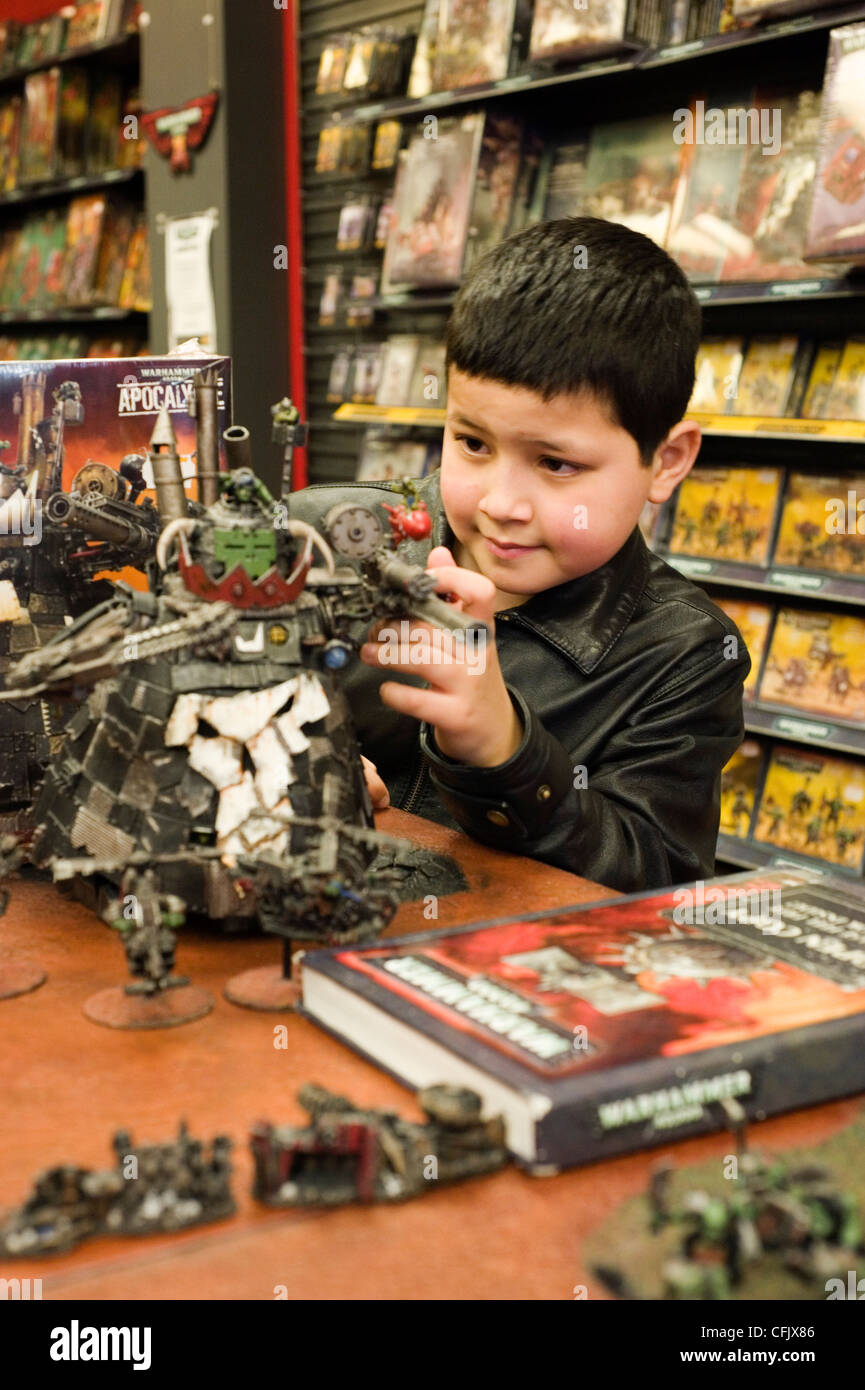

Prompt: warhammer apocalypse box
xmin=0 ymin=353 xmax=232 ymax=503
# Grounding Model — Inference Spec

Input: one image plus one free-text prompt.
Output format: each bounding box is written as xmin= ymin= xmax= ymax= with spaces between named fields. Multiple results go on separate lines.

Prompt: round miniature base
xmin=223 ymin=965 xmax=302 ymax=1011
xmin=0 ymin=959 xmax=46 ymax=1000
xmin=83 ymin=984 xmax=214 ymax=1029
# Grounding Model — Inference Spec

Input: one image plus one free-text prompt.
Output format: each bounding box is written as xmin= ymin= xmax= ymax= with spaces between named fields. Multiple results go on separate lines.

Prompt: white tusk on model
xmin=156 ymin=516 xmax=198 ymax=570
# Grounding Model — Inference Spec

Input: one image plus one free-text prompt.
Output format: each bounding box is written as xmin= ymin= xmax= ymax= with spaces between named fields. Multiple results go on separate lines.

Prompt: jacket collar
xmin=411 ymin=471 xmax=650 ymax=676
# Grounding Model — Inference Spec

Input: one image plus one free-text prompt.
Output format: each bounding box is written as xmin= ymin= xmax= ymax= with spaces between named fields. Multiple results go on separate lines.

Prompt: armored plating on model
xmin=0 ymin=395 xmax=486 ymax=949
xmin=250 ymin=1083 xmax=509 ymax=1207
xmin=0 ymin=1122 xmax=234 ymax=1257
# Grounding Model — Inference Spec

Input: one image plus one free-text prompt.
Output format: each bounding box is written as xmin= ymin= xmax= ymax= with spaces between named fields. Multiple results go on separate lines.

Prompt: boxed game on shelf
xmin=355 ymin=427 xmax=437 ymax=482
xmin=461 ymin=114 xmax=525 ymax=277
xmin=581 ymin=114 xmax=683 ymax=248
xmin=57 ymin=66 xmax=90 ymax=180
xmin=336 ymin=196 xmax=379 ymax=253
xmin=668 ymin=465 xmax=784 ymax=566
xmin=772 ymin=472 xmax=865 ymax=578
xmin=424 ymin=0 xmax=520 ymax=92
xmin=316 ymin=27 xmax=411 ymax=100
xmin=18 ymin=69 xmax=61 ymax=185
xmin=688 ymin=338 xmax=745 ymax=412
xmin=720 ymin=738 xmax=766 ymax=838
xmin=381 ymin=114 xmax=484 ymax=290
xmin=326 ymin=346 xmax=355 ymax=403
xmin=117 ymin=211 xmax=151 ymax=312
xmin=64 ymin=0 xmax=127 ymax=50
xmin=407 ymin=340 xmax=447 ymax=407
xmin=318 ymin=268 xmax=344 ymax=327
xmin=372 ymin=121 xmax=403 ymax=172
xmin=758 ymin=606 xmax=865 ymax=724
xmin=667 ymin=94 xmax=753 ymax=283
xmin=719 ymin=88 xmax=824 ymax=283
xmin=86 ymin=72 xmax=124 ymax=175
xmin=376 ymin=335 xmax=423 ymax=406
xmin=823 ymin=339 xmax=865 ymax=421
xmin=800 ymin=341 xmax=842 ymax=418
xmin=0 ymin=95 xmax=22 ymax=193
xmin=315 ymin=123 xmax=371 ymax=178
xmin=541 ymin=138 xmax=590 ymax=220
xmin=529 ymin=0 xmax=656 ymax=63
xmin=345 ymin=271 xmax=377 ymax=327
xmin=350 ymin=343 xmax=385 ymax=404
xmin=713 ymin=597 xmax=773 ymax=700
xmin=754 ymin=744 xmax=865 ymax=872
xmin=729 ymin=336 xmax=807 ymax=417
xmin=805 ymin=24 xmax=865 ymax=264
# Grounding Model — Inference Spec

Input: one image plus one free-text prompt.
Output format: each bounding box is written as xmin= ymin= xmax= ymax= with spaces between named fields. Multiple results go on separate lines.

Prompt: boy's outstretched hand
xmin=360 ymin=545 xmax=523 ymax=768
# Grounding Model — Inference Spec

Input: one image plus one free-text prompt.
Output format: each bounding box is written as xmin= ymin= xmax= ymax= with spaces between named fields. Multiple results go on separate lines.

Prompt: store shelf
xmin=306 ymin=4 xmax=865 ymax=126
xmin=0 ymin=168 xmax=143 ymax=210
xmin=745 ymin=704 xmax=865 ymax=758
xmin=0 ymin=307 xmax=147 ymax=324
xmin=0 ymin=32 xmax=139 ymax=92
xmin=693 ymin=276 xmax=865 ymax=305
xmin=690 ymin=412 xmax=865 ymax=442
xmin=715 ymin=833 xmax=863 ymax=881
xmin=334 ymin=403 xmax=446 ymax=425
xmin=663 ymin=554 xmax=865 ymax=607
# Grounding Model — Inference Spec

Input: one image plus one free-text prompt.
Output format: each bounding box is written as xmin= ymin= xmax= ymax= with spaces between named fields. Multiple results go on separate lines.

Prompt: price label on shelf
xmin=768 ymin=570 xmax=825 ymax=591
xmin=774 ymin=717 xmax=831 ymax=742
xmin=670 ymin=557 xmax=715 ymax=577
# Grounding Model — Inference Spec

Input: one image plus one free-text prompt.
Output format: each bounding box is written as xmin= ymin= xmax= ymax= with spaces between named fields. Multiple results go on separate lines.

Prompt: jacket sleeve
xmin=419 ymin=640 xmax=749 ymax=894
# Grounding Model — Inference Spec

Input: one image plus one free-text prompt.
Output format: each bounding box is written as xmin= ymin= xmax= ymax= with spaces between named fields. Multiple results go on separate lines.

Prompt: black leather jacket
xmin=289 ymin=472 xmax=750 ymax=894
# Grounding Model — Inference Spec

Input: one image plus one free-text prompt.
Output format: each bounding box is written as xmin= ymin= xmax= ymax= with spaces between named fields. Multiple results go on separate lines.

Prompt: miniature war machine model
xmin=593 ymin=1101 xmax=865 ymax=1300
xmin=0 ymin=1122 xmax=234 ymax=1257
xmin=0 ymin=393 xmax=487 ymax=1022
xmin=250 ymin=1082 xmax=509 ymax=1207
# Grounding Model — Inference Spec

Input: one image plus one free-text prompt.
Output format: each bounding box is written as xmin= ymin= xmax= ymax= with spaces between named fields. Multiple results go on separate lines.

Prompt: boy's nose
xmin=478 ymin=481 xmax=533 ymax=525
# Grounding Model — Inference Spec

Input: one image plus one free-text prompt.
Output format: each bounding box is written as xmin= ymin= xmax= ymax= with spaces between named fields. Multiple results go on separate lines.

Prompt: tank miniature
xmin=0 ymin=1122 xmax=234 ymax=1257
xmin=250 ymin=1082 xmax=509 ymax=1207
xmin=0 ymin=398 xmax=486 ymax=962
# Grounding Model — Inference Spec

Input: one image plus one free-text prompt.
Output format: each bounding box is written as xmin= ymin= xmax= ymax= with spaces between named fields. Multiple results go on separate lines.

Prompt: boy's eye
xmin=540 ymin=457 xmax=584 ymax=476
xmin=453 ymin=432 xmax=488 ymax=454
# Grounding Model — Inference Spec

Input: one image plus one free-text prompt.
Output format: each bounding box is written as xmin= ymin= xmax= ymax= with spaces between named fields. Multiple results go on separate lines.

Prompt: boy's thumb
xmin=427 ymin=546 xmax=455 ymax=569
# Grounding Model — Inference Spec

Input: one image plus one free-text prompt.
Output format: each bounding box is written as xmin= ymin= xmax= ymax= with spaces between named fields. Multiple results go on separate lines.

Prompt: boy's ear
xmin=647 ymin=420 xmax=702 ymax=504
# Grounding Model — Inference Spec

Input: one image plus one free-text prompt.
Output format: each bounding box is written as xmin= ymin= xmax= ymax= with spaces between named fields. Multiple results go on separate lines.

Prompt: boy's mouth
xmin=482 ymin=535 xmax=540 ymax=560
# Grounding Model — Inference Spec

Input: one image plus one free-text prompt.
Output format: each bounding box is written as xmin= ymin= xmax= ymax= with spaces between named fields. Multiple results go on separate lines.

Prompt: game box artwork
xmin=301 ymin=867 xmax=865 ymax=1169
xmin=772 ymin=472 xmax=865 ymax=577
xmin=754 ymin=744 xmax=865 ymax=871
xmin=758 ymin=606 xmax=865 ymax=724
xmin=713 ymin=598 xmax=773 ymax=700
xmin=823 ymin=338 xmax=865 ymax=421
xmin=805 ymin=24 xmax=865 ymax=263
xmin=801 ymin=341 xmax=842 ymax=418
xmin=381 ymin=113 xmax=483 ymax=290
xmin=720 ymin=740 xmax=766 ymax=839
xmin=0 ymin=354 xmax=231 ymax=509
xmin=688 ymin=338 xmax=745 ymax=414
xmin=732 ymin=336 xmax=803 ymax=417
xmin=581 ymin=114 xmax=683 ymax=250
xmin=669 ymin=465 xmax=784 ymax=566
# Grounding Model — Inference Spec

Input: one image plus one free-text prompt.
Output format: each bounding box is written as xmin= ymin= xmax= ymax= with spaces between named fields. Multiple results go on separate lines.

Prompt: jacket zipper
xmin=400 ymin=749 xmax=427 ymax=814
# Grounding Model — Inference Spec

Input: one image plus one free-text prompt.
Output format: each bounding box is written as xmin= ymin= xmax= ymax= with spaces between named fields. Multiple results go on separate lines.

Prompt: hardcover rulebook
xmin=300 ymin=868 xmax=865 ymax=1172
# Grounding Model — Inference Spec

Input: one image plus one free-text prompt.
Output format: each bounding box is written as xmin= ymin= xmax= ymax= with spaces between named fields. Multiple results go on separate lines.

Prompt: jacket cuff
xmin=419 ymin=686 xmax=572 ymax=842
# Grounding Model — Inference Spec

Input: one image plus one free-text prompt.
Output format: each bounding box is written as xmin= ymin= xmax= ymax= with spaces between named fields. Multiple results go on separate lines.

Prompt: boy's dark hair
xmin=445 ymin=216 xmax=702 ymax=464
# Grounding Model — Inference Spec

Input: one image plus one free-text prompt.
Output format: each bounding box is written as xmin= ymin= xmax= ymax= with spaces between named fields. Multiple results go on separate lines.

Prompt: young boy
xmin=290 ymin=216 xmax=750 ymax=893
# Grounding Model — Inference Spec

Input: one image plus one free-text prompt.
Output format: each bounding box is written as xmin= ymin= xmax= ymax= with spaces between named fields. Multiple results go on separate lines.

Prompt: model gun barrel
xmin=376 ymin=554 xmax=489 ymax=637
xmin=45 ymin=492 xmax=154 ymax=555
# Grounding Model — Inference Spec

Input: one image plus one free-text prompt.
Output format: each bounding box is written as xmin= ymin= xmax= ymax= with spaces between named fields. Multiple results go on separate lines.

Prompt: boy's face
xmin=440 ymin=368 xmax=698 ymax=609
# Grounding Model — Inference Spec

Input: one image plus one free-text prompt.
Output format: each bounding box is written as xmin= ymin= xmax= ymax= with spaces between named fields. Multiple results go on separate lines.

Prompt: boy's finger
xmin=360 ymin=754 xmax=390 ymax=808
xmin=426 ymin=564 xmax=496 ymax=616
xmin=427 ymin=545 xmax=456 ymax=569
xmin=379 ymin=681 xmax=470 ymax=732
